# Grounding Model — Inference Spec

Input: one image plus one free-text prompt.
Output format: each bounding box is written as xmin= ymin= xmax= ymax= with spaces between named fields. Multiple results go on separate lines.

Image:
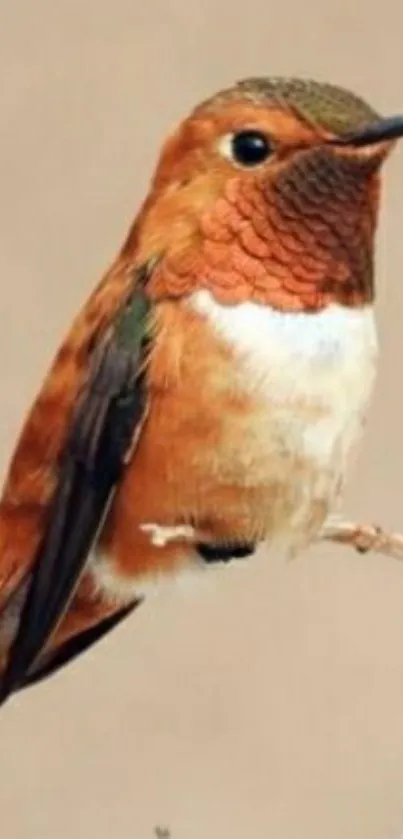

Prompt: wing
xmin=20 ymin=600 xmax=139 ymax=691
xmin=0 ymin=263 xmax=152 ymax=704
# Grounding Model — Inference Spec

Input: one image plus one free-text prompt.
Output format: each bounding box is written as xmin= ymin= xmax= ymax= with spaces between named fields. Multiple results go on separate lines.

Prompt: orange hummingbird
xmin=0 ymin=76 xmax=402 ymax=705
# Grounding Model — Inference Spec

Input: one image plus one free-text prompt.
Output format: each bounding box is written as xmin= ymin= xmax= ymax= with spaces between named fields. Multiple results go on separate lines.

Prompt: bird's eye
xmin=219 ymin=130 xmax=274 ymax=167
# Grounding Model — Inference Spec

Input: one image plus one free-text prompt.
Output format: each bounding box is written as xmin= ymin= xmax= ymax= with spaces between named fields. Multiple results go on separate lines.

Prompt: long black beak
xmin=330 ymin=115 xmax=403 ymax=148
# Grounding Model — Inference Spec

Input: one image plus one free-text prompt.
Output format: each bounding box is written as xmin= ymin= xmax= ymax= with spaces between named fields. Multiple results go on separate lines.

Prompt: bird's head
xmin=130 ymin=77 xmax=403 ymax=311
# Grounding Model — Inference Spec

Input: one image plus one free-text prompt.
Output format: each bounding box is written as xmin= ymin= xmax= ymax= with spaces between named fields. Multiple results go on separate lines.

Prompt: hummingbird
xmin=0 ymin=76 xmax=402 ymax=705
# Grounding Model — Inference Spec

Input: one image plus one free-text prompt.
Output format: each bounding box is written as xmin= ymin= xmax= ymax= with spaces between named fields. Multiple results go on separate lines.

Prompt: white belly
xmin=190 ymin=290 xmax=378 ymax=546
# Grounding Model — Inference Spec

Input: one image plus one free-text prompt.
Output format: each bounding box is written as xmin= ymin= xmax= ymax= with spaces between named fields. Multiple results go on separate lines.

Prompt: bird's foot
xmin=139 ymin=523 xmax=256 ymax=565
xmin=195 ymin=541 xmax=255 ymax=564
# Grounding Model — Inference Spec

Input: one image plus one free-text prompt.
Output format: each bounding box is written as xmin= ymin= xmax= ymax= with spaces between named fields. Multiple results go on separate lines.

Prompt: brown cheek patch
xmin=148 ymin=151 xmax=377 ymax=311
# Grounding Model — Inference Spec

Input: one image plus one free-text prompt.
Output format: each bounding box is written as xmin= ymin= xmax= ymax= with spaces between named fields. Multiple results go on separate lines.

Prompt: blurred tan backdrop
xmin=2 ymin=2 xmax=403 ymax=838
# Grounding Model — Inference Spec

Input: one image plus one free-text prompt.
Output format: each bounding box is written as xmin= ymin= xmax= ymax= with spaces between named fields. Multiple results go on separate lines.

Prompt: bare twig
xmin=317 ymin=516 xmax=403 ymax=561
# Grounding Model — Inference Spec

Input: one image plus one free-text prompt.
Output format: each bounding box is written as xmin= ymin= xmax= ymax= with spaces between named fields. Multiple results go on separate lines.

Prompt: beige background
xmin=1 ymin=2 xmax=403 ymax=838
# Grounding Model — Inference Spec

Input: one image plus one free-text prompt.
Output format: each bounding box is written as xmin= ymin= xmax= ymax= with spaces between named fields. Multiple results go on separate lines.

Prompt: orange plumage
xmin=0 ymin=76 xmax=401 ymax=702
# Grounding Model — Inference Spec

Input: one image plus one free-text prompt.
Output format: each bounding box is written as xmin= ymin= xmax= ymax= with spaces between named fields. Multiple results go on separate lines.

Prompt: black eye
xmin=229 ymin=130 xmax=274 ymax=167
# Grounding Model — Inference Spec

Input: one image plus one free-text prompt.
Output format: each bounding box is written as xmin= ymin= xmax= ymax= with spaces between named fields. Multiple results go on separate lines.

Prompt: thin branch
xmin=317 ymin=516 xmax=403 ymax=561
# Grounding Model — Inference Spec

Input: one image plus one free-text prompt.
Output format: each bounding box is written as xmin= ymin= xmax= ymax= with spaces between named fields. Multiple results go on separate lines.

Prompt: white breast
xmin=190 ymin=290 xmax=378 ymax=530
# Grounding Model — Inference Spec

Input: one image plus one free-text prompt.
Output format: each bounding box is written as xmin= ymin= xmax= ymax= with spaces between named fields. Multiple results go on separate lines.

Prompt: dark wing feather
xmin=0 ymin=281 xmax=150 ymax=705
xmin=19 ymin=600 xmax=139 ymax=691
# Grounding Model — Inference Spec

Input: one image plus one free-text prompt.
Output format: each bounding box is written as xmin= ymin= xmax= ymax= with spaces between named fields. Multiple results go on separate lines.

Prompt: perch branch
xmin=317 ymin=516 xmax=403 ymax=561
